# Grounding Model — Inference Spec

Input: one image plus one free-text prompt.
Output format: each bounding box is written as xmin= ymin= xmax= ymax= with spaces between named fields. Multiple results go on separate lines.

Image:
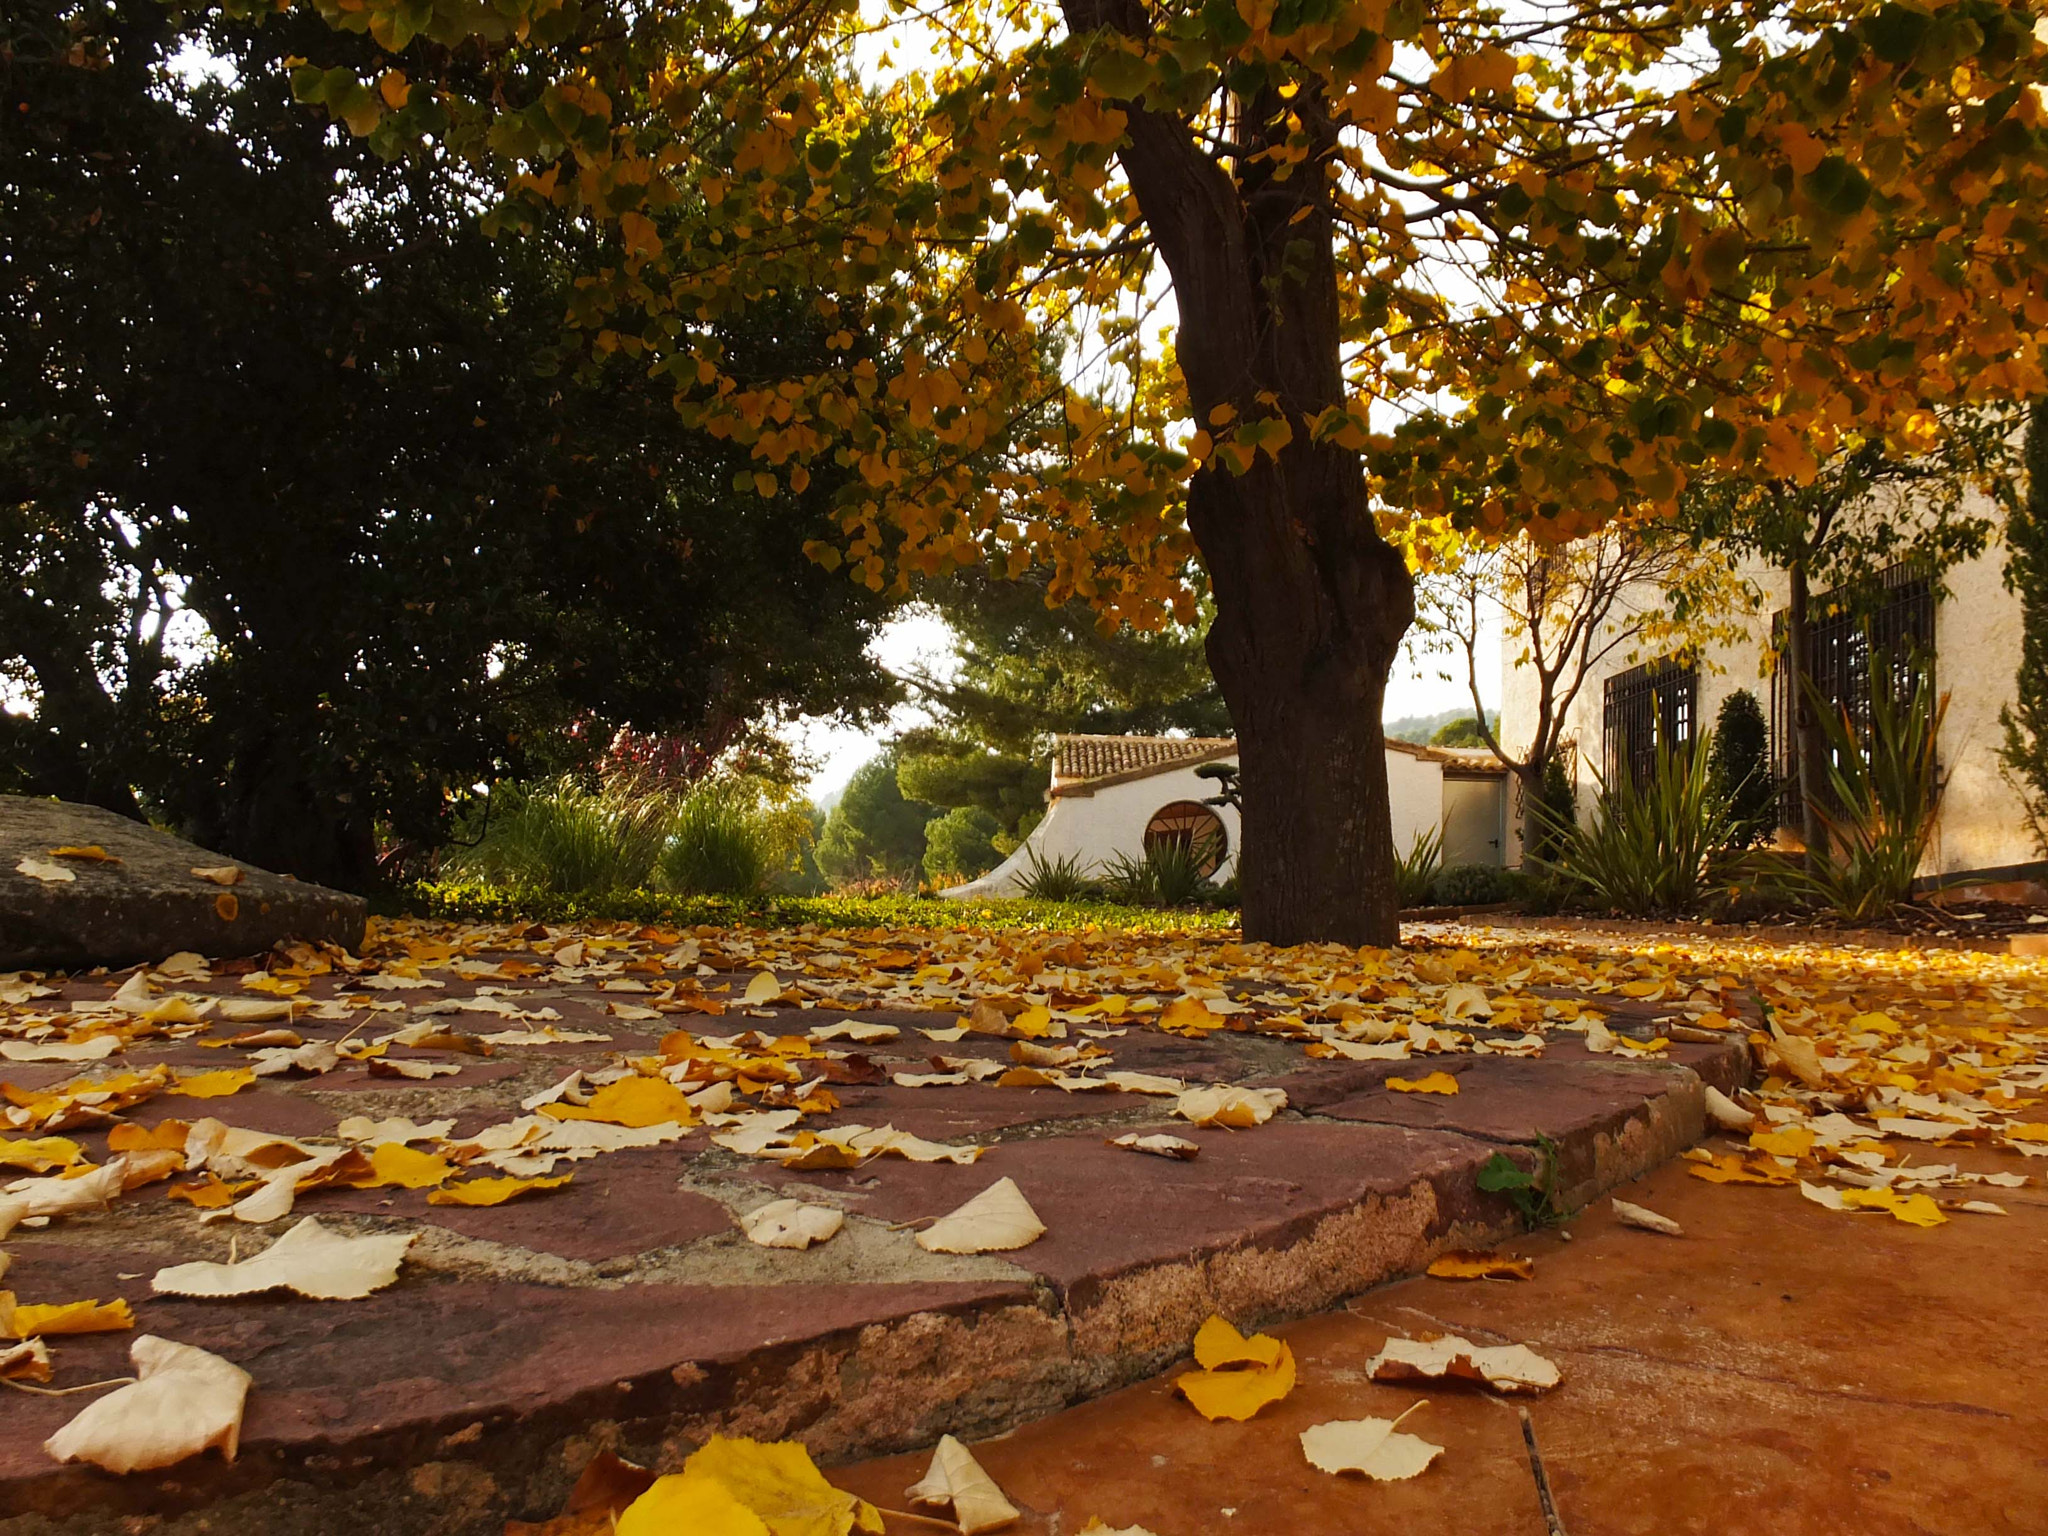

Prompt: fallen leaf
xmin=3 ymin=1295 xmax=135 ymax=1337
xmin=190 ymin=866 xmax=243 ymax=886
xmin=743 ymin=971 xmax=784 ymax=1007
xmin=152 ymin=1216 xmax=414 ymax=1300
xmin=617 ymin=1475 xmax=770 ymax=1536
xmin=0 ymin=1136 xmax=86 ymax=1173
xmin=741 ymin=1199 xmax=845 ymax=1250
xmin=1366 ymin=1333 xmax=1561 ymax=1394
xmin=1386 ymin=1072 xmax=1460 ymax=1095
xmin=905 ymin=1433 xmax=1020 ymax=1534
xmin=622 ymin=1435 xmax=881 ymax=1536
xmin=1193 ymin=1314 xmax=1285 ymax=1370
xmin=170 ymin=1068 xmax=256 ymax=1099
xmin=0 ymin=1337 xmax=52 ymax=1382
xmin=1426 ymin=1250 xmax=1534 ymax=1281
xmin=214 ymin=893 xmax=240 ymax=922
xmin=1611 ymin=1198 xmax=1684 ymax=1236
xmin=1174 ymin=1084 xmax=1286 ymax=1128
xmin=1300 ymin=1404 xmax=1443 ymax=1480
xmin=43 ymin=1336 xmax=251 ymax=1473
xmin=916 ymin=1177 xmax=1046 ymax=1254
xmin=541 ymin=1076 xmax=695 ymax=1129
xmin=50 ymin=845 xmax=118 ymax=862
xmin=1686 ymin=1152 xmax=1796 ymax=1186
xmin=357 ymin=1141 xmax=453 ymax=1189
xmin=1703 ymin=1086 xmax=1756 ymax=1129
xmin=0 ymin=1037 xmax=120 ymax=1063
xmin=366 ymin=1057 xmax=461 ymax=1080
xmin=1174 ymin=1342 xmax=1296 ymax=1421
xmin=1108 ymin=1132 xmax=1200 ymax=1160
xmin=427 ymin=1173 xmax=573 ymax=1207
xmin=15 ymin=856 xmax=77 ymax=883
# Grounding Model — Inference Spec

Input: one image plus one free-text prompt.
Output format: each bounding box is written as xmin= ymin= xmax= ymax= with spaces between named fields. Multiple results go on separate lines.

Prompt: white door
xmin=1441 ymin=777 xmax=1505 ymax=867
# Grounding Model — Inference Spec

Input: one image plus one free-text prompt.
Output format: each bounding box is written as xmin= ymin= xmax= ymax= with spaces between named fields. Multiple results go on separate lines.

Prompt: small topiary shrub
xmin=1431 ymin=862 xmax=1513 ymax=906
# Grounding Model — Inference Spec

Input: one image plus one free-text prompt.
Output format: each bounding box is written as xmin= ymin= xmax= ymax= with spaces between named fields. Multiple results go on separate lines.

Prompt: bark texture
xmin=1066 ymin=0 xmax=1415 ymax=944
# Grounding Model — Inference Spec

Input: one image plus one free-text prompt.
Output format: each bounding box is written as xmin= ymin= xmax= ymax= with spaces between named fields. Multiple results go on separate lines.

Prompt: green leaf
xmin=1476 ymin=1152 xmax=1536 ymax=1192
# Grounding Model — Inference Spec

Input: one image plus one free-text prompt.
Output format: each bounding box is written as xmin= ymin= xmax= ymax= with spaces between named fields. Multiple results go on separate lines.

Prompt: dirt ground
xmin=835 ymin=1144 xmax=2048 ymax=1536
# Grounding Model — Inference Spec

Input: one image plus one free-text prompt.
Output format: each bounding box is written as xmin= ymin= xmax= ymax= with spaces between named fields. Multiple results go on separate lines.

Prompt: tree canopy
xmin=99 ymin=0 xmax=2048 ymax=936
xmin=2 ymin=0 xmax=899 ymax=887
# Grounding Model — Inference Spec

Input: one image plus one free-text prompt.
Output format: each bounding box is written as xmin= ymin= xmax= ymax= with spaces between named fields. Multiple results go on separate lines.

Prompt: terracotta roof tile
xmin=1051 ymin=734 xmax=1238 ymax=786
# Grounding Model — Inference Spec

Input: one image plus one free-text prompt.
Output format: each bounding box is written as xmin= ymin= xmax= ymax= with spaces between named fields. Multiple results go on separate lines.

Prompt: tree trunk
xmin=1512 ymin=760 xmax=1550 ymax=863
xmin=1194 ymin=454 xmax=1414 ymax=947
xmin=1063 ymin=44 xmax=1418 ymax=946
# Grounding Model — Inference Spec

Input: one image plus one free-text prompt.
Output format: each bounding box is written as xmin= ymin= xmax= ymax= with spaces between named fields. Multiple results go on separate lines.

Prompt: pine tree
xmin=1709 ymin=691 xmax=1777 ymax=849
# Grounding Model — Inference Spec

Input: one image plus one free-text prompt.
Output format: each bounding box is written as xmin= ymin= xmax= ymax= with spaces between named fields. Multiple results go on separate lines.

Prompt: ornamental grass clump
xmin=1543 ymin=732 xmax=1740 ymax=917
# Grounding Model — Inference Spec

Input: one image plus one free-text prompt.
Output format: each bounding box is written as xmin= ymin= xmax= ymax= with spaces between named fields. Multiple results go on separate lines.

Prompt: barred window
xmin=1603 ymin=658 xmax=1698 ymax=788
xmin=1770 ymin=565 xmax=1935 ymax=827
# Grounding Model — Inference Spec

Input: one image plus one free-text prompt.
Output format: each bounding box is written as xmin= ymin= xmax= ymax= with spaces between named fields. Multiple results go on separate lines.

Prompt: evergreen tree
xmin=2000 ymin=403 xmax=2048 ymax=852
xmin=1709 ymin=690 xmax=1777 ymax=849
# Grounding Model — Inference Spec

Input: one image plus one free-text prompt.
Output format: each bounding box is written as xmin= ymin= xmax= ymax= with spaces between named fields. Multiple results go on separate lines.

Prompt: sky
xmin=790 ymin=606 xmax=1503 ymax=800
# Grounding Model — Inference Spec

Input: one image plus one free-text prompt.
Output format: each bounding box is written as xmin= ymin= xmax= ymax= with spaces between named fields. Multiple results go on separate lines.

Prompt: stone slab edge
xmin=0 ymin=1037 xmax=1748 ymax=1536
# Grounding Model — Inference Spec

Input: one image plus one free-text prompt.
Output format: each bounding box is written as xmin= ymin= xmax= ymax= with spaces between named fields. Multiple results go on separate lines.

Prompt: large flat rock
xmin=0 ymin=797 xmax=365 ymax=968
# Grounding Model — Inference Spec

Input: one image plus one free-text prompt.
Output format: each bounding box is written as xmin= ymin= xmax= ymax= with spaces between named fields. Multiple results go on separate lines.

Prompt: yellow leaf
xmin=1426 ymin=1250 xmax=1533 ymax=1281
xmin=1747 ymin=1125 xmax=1814 ymax=1160
xmin=190 ymin=865 xmax=242 ymax=885
xmin=670 ymin=1436 xmax=883 ymax=1536
xmin=1175 ymin=1342 xmax=1296 ymax=1421
xmin=1192 ymin=1314 xmax=1284 ymax=1370
xmin=49 ymin=845 xmax=118 ymax=862
xmin=618 ymin=1474 xmax=771 ymax=1536
xmin=1685 ymin=1152 xmax=1795 ymax=1186
xmin=744 ymin=971 xmax=784 ymax=1006
xmin=904 ymin=1435 xmax=1018 ymax=1535
xmin=1387 ymin=1072 xmax=1459 ymax=1095
xmin=2003 ymin=1123 xmax=2048 ymax=1142
xmin=170 ymin=1068 xmax=255 ymax=1099
xmin=1840 ymin=1188 xmax=1948 ymax=1228
xmin=377 ymin=69 xmax=409 ymax=109
xmin=427 ymin=1173 xmax=573 ymax=1207
xmin=541 ymin=1076 xmax=694 ymax=1129
xmin=363 ymin=1141 xmax=452 ymax=1189
xmin=0 ymin=1136 xmax=85 ymax=1173
xmin=1157 ymin=996 xmax=1224 ymax=1034
xmin=915 ymin=1177 xmax=1045 ymax=1254
xmin=5 ymin=1296 xmax=135 ymax=1338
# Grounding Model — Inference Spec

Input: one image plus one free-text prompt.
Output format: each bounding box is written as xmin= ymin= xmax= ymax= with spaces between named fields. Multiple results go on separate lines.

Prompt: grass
xmin=659 ymin=782 xmax=776 ymax=897
xmin=1394 ymin=826 xmax=1446 ymax=908
xmin=447 ymin=776 xmax=674 ymax=896
xmin=398 ymin=879 xmax=1242 ymax=935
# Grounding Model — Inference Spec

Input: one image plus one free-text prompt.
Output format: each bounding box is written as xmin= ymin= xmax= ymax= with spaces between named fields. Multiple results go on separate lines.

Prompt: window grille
xmin=1603 ymin=658 xmax=1698 ymax=788
xmin=1769 ymin=565 xmax=1935 ymax=828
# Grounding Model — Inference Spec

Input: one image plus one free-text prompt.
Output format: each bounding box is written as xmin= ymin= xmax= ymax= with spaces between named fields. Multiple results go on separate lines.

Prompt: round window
xmin=1143 ymin=801 xmax=1228 ymax=876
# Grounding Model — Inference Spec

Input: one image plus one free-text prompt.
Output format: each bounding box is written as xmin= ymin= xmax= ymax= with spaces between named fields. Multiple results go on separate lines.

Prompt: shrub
xmin=1709 ymin=689 xmax=1777 ymax=848
xmin=1431 ymin=862 xmax=1512 ymax=906
xmin=1801 ymin=671 xmax=1949 ymax=922
xmin=450 ymin=777 xmax=674 ymax=895
xmin=2000 ymin=401 xmax=2048 ymax=850
xmin=1015 ymin=845 xmax=1094 ymax=901
xmin=1544 ymin=733 xmax=1738 ymax=916
xmin=922 ymin=805 xmax=1003 ymax=884
xmin=1523 ymin=747 xmax=1578 ymax=864
xmin=1101 ymin=834 xmax=1221 ymax=908
xmin=659 ymin=782 xmax=777 ymax=896
xmin=1394 ymin=826 xmax=1446 ymax=907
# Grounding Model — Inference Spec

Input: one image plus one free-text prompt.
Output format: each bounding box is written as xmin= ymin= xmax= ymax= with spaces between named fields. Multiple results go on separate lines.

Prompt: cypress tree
xmin=2001 ymin=403 xmax=2048 ymax=852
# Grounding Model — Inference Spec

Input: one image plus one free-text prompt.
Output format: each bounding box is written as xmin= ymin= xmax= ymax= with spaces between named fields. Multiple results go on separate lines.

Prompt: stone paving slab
xmin=0 ymin=945 xmax=1749 ymax=1535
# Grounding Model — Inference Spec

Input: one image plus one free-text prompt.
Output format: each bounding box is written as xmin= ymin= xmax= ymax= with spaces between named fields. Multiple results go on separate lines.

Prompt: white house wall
xmin=943 ymin=748 xmax=1466 ymax=898
xmin=1495 ymin=486 xmax=2036 ymax=879
xmin=1386 ymin=747 xmax=1447 ymax=860
xmin=943 ymin=762 xmax=1243 ymax=898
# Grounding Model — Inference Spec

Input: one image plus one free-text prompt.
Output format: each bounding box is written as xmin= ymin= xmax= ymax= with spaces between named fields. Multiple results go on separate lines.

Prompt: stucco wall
xmin=1495 ymin=490 xmax=2033 ymax=878
xmin=943 ymin=762 xmax=1244 ymax=898
xmin=943 ymin=747 xmax=1466 ymax=898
